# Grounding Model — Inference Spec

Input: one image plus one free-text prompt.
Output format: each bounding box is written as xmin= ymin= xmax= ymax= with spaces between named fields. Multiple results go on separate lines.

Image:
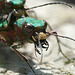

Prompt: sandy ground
xmin=0 ymin=0 xmax=75 ymax=75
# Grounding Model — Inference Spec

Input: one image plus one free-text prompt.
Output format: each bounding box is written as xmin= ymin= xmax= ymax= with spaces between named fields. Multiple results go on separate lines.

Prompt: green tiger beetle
xmin=0 ymin=2 xmax=75 ymax=75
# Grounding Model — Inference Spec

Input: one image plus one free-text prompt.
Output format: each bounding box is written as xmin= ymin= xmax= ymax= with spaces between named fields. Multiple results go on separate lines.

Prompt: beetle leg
xmin=11 ymin=45 xmax=28 ymax=61
xmin=7 ymin=9 xmax=19 ymax=29
xmin=34 ymin=44 xmax=41 ymax=55
xmin=0 ymin=38 xmax=36 ymax=75
xmin=37 ymin=33 xmax=44 ymax=63
xmin=0 ymin=9 xmax=19 ymax=30
xmin=55 ymin=36 xmax=73 ymax=62
xmin=32 ymin=36 xmax=37 ymax=42
xmin=47 ymin=22 xmax=73 ymax=62
xmin=32 ymin=36 xmax=41 ymax=54
xmin=11 ymin=45 xmax=36 ymax=75
xmin=24 ymin=7 xmax=31 ymax=17
xmin=0 ymin=38 xmax=9 ymax=45
xmin=0 ymin=9 xmax=18 ymax=30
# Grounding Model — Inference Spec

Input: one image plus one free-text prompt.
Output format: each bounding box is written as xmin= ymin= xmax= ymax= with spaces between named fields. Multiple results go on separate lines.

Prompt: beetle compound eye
xmin=25 ymin=23 xmax=34 ymax=32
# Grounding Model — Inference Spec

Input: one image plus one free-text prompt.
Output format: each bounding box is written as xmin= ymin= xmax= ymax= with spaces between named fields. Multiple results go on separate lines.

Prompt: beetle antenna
xmin=26 ymin=2 xmax=72 ymax=10
xmin=53 ymin=33 xmax=75 ymax=42
xmin=46 ymin=22 xmax=75 ymax=42
xmin=47 ymin=30 xmax=75 ymax=42
xmin=7 ymin=9 xmax=17 ymax=29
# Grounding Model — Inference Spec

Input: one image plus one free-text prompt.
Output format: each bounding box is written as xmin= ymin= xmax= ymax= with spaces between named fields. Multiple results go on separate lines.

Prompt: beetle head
xmin=22 ymin=21 xmax=49 ymax=51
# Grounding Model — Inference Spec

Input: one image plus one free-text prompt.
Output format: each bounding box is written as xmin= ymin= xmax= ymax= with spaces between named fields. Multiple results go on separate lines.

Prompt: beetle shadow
xmin=0 ymin=47 xmax=53 ymax=75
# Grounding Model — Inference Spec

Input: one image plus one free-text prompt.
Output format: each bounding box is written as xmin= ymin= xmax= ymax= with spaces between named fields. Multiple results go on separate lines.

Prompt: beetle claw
xmin=40 ymin=40 xmax=49 ymax=51
xmin=35 ymin=48 xmax=41 ymax=55
xmin=41 ymin=45 xmax=48 ymax=51
xmin=34 ymin=44 xmax=41 ymax=55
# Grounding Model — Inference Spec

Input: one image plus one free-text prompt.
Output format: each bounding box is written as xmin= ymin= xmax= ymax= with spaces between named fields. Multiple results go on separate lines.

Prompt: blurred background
xmin=0 ymin=0 xmax=75 ymax=75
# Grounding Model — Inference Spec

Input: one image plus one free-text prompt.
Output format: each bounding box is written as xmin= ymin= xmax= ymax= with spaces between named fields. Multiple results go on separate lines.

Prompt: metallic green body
xmin=0 ymin=17 xmax=45 ymax=30
xmin=16 ymin=17 xmax=45 ymax=28
xmin=0 ymin=19 xmax=7 ymax=28
xmin=7 ymin=0 xmax=24 ymax=5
